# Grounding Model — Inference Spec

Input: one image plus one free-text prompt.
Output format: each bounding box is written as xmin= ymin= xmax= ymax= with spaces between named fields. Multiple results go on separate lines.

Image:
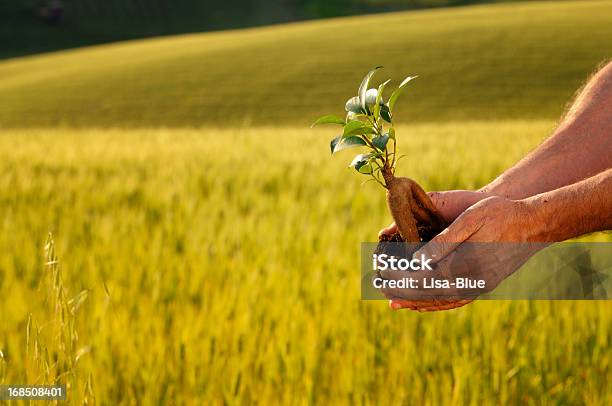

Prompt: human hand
xmin=377 ymin=189 xmax=492 ymax=311
xmin=378 ymin=190 xmax=491 ymax=239
xmin=383 ymin=196 xmax=546 ymax=311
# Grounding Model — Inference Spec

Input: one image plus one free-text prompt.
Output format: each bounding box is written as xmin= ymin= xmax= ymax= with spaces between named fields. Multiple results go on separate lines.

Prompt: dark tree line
xmin=1 ymin=0 xmax=529 ymax=58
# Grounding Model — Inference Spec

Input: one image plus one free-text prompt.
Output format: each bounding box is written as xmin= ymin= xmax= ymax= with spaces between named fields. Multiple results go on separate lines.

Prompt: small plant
xmin=313 ymin=67 xmax=445 ymax=242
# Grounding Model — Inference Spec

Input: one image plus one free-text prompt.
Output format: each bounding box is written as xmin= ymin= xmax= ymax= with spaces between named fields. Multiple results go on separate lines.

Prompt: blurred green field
xmin=0 ymin=0 xmax=611 ymax=127
xmin=0 ymin=123 xmax=610 ymax=403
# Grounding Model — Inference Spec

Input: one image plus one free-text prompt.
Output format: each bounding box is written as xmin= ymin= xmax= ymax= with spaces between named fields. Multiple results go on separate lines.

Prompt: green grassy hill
xmin=0 ymin=0 xmax=611 ymax=127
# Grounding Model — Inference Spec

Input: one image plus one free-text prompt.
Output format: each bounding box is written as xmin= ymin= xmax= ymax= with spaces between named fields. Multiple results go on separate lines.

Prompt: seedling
xmin=313 ymin=67 xmax=445 ymax=242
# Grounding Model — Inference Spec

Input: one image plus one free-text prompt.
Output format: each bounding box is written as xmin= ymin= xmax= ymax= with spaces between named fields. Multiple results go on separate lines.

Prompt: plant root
xmin=384 ymin=175 xmax=445 ymax=242
xmin=377 ymin=173 xmax=471 ymax=312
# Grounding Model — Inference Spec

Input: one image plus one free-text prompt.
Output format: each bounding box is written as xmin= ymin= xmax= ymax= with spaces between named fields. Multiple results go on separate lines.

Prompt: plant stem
xmin=391 ymin=138 xmax=397 ymax=171
xmin=359 ymin=134 xmax=377 ymax=150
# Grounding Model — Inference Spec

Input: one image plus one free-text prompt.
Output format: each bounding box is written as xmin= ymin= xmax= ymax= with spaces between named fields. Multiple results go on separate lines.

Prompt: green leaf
xmin=311 ymin=114 xmax=346 ymax=127
xmin=349 ymin=153 xmax=372 ymax=169
xmin=388 ymin=127 xmax=396 ymax=140
xmin=333 ymin=136 xmax=367 ymax=154
xmin=330 ymin=136 xmax=341 ymax=154
xmin=345 ymin=96 xmax=364 ymax=114
xmin=388 ymin=75 xmax=418 ymax=111
xmin=357 ymin=163 xmax=373 ymax=175
xmin=374 ymin=79 xmax=391 ymax=120
xmin=346 ymin=111 xmax=367 ymax=122
xmin=343 ymin=121 xmax=363 ymax=136
xmin=348 ymin=126 xmax=376 ymax=136
xmin=372 ymin=133 xmax=389 ymax=150
xmin=359 ymin=66 xmax=383 ymax=111
xmin=380 ymin=104 xmax=392 ymax=123
xmin=343 ymin=120 xmax=375 ymax=137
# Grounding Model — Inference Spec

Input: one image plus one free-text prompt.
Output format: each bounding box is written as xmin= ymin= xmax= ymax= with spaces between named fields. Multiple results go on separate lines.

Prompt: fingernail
xmin=390 ymin=301 xmax=402 ymax=310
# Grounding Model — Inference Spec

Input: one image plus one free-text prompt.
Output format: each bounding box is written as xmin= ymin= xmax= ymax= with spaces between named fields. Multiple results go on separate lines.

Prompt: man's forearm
xmin=526 ymin=168 xmax=612 ymax=241
xmin=481 ymin=61 xmax=612 ymax=199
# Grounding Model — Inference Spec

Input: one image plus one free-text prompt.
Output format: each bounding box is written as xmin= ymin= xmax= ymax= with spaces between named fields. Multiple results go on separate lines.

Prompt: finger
xmin=389 ymin=299 xmax=416 ymax=310
xmin=386 ymin=268 xmax=463 ymax=308
xmin=427 ymin=191 xmax=456 ymax=224
xmin=378 ymin=222 xmax=398 ymax=238
xmin=379 ymin=254 xmax=459 ymax=300
xmin=390 ymin=298 xmax=472 ymax=311
xmin=427 ymin=191 xmax=443 ymax=209
xmin=415 ymin=299 xmax=473 ymax=312
xmin=379 ymin=282 xmax=433 ymax=302
xmin=413 ymin=212 xmax=482 ymax=265
xmin=389 ymin=298 xmax=421 ymax=310
xmin=389 ymin=298 xmax=437 ymax=310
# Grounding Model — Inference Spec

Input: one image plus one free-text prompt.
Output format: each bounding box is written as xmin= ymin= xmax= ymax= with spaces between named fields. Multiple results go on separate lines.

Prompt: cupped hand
xmin=384 ymin=196 xmax=546 ymax=311
xmin=377 ymin=189 xmax=491 ymax=311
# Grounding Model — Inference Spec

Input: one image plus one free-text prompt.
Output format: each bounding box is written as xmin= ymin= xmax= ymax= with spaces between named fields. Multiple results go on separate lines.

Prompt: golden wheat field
xmin=0 ymin=123 xmax=610 ymax=404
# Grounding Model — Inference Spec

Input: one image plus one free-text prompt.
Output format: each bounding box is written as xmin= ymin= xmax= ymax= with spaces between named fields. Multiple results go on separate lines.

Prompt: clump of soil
xmin=375 ymin=224 xmax=438 ymax=259
xmin=377 ymin=225 xmax=441 ymax=245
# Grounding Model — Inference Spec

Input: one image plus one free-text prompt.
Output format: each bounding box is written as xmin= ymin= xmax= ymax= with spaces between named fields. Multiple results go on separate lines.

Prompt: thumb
xmin=413 ymin=211 xmax=481 ymax=264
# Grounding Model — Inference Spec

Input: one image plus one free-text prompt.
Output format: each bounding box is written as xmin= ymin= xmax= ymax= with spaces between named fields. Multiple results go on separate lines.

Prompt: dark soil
xmin=375 ymin=223 xmax=441 ymax=259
